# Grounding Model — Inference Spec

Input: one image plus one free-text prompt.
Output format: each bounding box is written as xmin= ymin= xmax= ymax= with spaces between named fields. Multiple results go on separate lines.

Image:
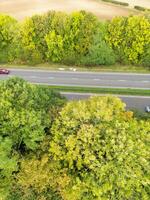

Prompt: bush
xmin=134 ymin=5 xmax=150 ymax=12
xmin=102 ymin=0 xmax=129 ymax=6
xmin=50 ymin=96 xmax=150 ymax=199
xmin=80 ymin=34 xmax=116 ymax=66
xmin=141 ymin=45 xmax=150 ymax=67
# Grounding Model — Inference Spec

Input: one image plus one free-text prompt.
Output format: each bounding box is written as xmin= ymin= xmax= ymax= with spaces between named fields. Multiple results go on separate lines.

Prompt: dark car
xmin=0 ymin=69 xmax=10 ymax=74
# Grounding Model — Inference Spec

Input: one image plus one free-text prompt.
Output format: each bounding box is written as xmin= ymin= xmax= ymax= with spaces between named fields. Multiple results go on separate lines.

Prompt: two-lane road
xmin=0 ymin=68 xmax=150 ymax=89
xmin=0 ymin=69 xmax=150 ymax=111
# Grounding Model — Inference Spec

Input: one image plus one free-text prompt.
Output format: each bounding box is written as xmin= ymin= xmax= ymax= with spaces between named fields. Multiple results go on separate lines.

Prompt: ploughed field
xmin=0 ymin=0 xmax=136 ymax=20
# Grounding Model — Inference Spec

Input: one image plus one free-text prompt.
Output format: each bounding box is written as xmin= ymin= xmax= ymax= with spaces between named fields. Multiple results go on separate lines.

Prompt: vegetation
xmin=134 ymin=5 xmax=150 ymax=12
xmin=0 ymin=77 xmax=66 ymax=199
xmin=0 ymin=12 xmax=150 ymax=69
xmin=0 ymin=77 xmax=150 ymax=199
xmin=107 ymin=15 xmax=150 ymax=66
xmin=101 ymin=0 xmax=129 ymax=7
xmin=46 ymin=85 xmax=150 ymax=96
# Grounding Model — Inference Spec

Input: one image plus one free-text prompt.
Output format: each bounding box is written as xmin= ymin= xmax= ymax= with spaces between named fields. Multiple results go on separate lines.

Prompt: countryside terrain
xmin=0 ymin=0 xmax=137 ymax=20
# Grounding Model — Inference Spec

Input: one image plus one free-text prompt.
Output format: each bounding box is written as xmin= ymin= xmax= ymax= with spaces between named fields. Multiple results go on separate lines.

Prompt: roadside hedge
xmin=102 ymin=0 xmax=129 ymax=7
xmin=0 ymin=12 xmax=150 ymax=67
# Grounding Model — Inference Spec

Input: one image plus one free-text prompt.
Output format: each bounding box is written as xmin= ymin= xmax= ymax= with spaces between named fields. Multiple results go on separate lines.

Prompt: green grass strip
xmin=47 ymin=85 xmax=150 ymax=96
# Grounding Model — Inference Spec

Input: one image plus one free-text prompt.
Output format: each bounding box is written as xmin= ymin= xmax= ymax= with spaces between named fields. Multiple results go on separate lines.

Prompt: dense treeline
xmin=0 ymin=77 xmax=150 ymax=200
xmin=0 ymin=11 xmax=150 ymax=67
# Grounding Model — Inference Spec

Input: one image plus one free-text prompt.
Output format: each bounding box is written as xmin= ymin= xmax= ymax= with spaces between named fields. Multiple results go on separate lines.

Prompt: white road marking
xmin=142 ymin=81 xmax=150 ymax=83
xmin=48 ymin=77 xmax=54 ymax=79
xmin=71 ymin=78 xmax=78 ymax=80
xmin=93 ymin=79 xmax=100 ymax=81
xmin=118 ymin=80 xmax=126 ymax=82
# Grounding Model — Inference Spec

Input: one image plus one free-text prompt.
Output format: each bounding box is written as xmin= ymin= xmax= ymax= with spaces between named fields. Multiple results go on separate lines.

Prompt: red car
xmin=0 ymin=69 xmax=10 ymax=74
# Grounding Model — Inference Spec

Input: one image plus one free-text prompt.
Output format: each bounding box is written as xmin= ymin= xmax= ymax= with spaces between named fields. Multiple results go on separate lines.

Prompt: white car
xmin=145 ymin=106 xmax=150 ymax=113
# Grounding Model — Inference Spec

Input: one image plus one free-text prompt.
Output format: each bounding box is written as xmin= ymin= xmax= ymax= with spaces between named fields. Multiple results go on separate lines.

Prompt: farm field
xmin=0 ymin=0 xmax=136 ymax=20
xmin=117 ymin=0 xmax=150 ymax=8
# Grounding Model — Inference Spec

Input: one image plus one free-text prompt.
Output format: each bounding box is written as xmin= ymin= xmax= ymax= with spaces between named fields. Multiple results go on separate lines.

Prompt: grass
xmin=46 ymin=85 xmax=150 ymax=96
xmin=1 ymin=63 xmax=150 ymax=74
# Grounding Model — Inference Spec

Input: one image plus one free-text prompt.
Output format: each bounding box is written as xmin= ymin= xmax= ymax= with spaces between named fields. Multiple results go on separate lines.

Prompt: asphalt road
xmin=0 ymin=68 xmax=150 ymax=89
xmin=0 ymin=69 xmax=150 ymax=111
xmin=61 ymin=92 xmax=150 ymax=111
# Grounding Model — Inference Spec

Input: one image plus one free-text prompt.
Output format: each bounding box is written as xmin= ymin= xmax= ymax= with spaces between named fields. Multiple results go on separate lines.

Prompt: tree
xmin=50 ymin=96 xmax=150 ymax=199
xmin=0 ymin=14 xmax=17 ymax=63
xmin=45 ymin=11 xmax=100 ymax=64
xmin=107 ymin=15 xmax=150 ymax=64
xmin=0 ymin=77 xmax=66 ymax=199
xmin=79 ymin=24 xmax=116 ymax=65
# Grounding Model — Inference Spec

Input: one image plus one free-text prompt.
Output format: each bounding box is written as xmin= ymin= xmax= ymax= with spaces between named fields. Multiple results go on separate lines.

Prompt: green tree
xmin=0 ymin=77 xmax=66 ymax=199
xmin=45 ymin=11 xmax=99 ymax=64
xmin=0 ymin=14 xmax=17 ymax=63
xmin=107 ymin=15 xmax=150 ymax=64
xmin=50 ymin=96 xmax=150 ymax=199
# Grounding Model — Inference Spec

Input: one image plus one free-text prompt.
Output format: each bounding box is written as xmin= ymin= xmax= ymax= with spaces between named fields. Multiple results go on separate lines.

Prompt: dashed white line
xmin=142 ymin=81 xmax=150 ymax=83
xmin=93 ymin=79 xmax=100 ymax=81
xmin=118 ymin=80 xmax=126 ymax=82
xmin=71 ymin=78 xmax=78 ymax=80
xmin=48 ymin=77 xmax=54 ymax=79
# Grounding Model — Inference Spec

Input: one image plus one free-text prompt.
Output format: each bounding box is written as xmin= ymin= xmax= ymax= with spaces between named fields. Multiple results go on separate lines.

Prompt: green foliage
xmin=107 ymin=15 xmax=150 ymax=65
xmin=102 ymin=0 xmax=129 ymax=6
xmin=134 ymin=5 xmax=150 ymax=12
xmin=80 ymin=32 xmax=116 ymax=66
xmin=141 ymin=45 xmax=150 ymax=67
xmin=0 ymin=12 xmax=150 ymax=68
xmin=8 ymin=155 xmax=63 ymax=200
xmin=45 ymin=11 xmax=100 ymax=64
xmin=50 ymin=96 xmax=150 ymax=199
xmin=0 ymin=14 xmax=17 ymax=63
xmin=0 ymin=77 xmax=66 ymax=199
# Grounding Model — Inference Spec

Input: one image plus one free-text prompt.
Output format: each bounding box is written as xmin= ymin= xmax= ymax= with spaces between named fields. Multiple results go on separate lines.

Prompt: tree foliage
xmin=0 ymin=77 xmax=66 ymax=199
xmin=0 ymin=14 xmax=17 ymax=62
xmin=107 ymin=15 xmax=150 ymax=64
xmin=50 ymin=96 xmax=150 ymax=199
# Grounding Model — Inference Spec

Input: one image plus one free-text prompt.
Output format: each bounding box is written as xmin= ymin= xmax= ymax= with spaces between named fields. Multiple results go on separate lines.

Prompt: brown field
xmin=0 ymin=0 xmax=137 ymax=20
xmin=116 ymin=0 xmax=150 ymax=8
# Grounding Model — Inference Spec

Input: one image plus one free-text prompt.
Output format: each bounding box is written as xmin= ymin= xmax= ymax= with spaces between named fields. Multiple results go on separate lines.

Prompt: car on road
xmin=0 ymin=69 xmax=10 ymax=74
xmin=145 ymin=106 xmax=150 ymax=113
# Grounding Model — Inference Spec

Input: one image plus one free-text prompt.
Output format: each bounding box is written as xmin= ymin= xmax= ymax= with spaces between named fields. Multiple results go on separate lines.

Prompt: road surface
xmin=0 ymin=69 xmax=150 ymax=111
xmin=0 ymin=69 xmax=150 ymax=89
xmin=61 ymin=92 xmax=150 ymax=112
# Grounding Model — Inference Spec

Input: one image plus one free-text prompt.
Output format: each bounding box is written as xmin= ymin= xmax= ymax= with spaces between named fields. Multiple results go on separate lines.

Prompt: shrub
xmin=50 ymin=96 xmax=150 ymax=199
xmin=134 ymin=5 xmax=145 ymax=11
xmin=141 ymin=45 xmax=150 ymax=67
xmin=80 ymin=34 xmax=116 ymax=66
xmin=102 ymin=0 xmax=129 ymax=6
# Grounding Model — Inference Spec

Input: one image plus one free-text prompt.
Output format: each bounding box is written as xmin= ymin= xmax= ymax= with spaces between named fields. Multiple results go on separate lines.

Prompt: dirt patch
xmin=0 ymin=0 xmax=136 ymax=20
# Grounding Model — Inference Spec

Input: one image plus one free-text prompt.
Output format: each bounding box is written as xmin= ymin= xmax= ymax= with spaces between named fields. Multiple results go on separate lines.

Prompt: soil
xmin=0 ymin=0 xmax=137 ymax=20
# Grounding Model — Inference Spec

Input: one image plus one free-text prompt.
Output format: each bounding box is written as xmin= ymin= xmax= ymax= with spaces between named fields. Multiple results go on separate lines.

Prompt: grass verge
xmin=1 ymin=63 xmax=150 ymax=73
xmin=47 ymin=85 xmax=150 ymax=96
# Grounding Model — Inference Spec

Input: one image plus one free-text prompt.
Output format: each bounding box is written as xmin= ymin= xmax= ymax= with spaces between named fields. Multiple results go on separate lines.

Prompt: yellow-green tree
xmin=0 ymin=14 xmax=17 ymax=62
xmin=50 ymin=96 xmax=150 ymax=199
xmin=107 ymin=15 xmax=150 ymax=64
